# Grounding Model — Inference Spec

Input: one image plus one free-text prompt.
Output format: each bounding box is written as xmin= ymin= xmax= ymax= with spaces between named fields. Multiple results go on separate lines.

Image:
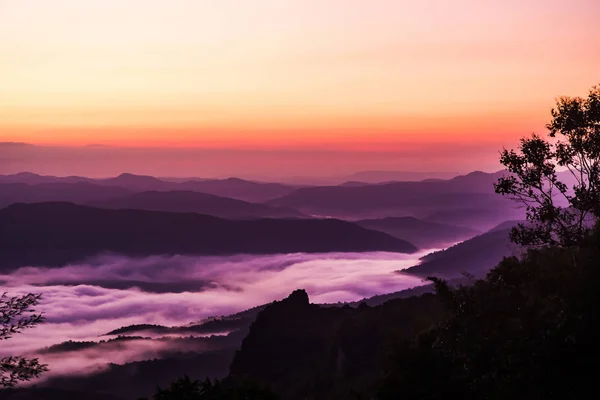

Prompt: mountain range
xmin=0 ymin=170 xmax=519 ymax=249
xmin=356 ymin=216 xmax=478 ymax=249
xmin=0 ymin=202 xmax=417 ymax=269
xmin=88 ymin=190 xmax=305 ymax=219
xmin=403 ymin=220 xmax=522 ymax=278
xmin=266 ymin=171 xmax=525 ymax=228
xmin=0 ymin=173 xmax=298 ymax=202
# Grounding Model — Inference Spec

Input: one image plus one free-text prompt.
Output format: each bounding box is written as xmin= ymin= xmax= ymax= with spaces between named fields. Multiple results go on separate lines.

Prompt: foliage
xmin=228 ymin=290 xmax=444 ymax=400
xmin=495 ymin=84 xmax=600 ymax=246
xmin=140 ymin=376 xmax=278 ymax=400
xmin=378 ymin=224 xmax=600 ymax=399
xmin=0 ymin=293 xmax=48 ymax=388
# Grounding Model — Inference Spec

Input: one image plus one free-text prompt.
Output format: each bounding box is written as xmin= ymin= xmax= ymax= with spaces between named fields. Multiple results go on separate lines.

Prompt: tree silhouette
xmin=379 ymin=85 xmax=600 ymax=400
xmin=139 ymin=376 xmax=278 ymax=400
xmin=495 ymin=84 xmax=600 ymax=246
xmin=1 ymin=293 xmax=48 ymax=388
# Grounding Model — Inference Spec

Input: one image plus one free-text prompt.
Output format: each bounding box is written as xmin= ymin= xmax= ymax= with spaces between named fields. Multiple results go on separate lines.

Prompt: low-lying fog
xmin=1 ymin=250 xmax=434 ymax=378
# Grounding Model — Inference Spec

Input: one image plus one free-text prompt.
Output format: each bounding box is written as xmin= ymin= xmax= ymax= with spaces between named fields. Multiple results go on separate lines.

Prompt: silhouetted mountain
xmin=14 ymin=312 xmax=261 ymax=399
xmin=402 ymin=221 xmax=522 ymax=278
xmin=338 ymin=181 xmax=370 ymax=187
xmin=15 ymin=312 xmax=263 ymax=399
xmin=444 ymin=170 xmax=506 ymax=190
xmin=104 ymin=316 xmax=253 ymax=337
xmin=0 ymin=182 xmax=134 ymax=209
xmin=97 ymin=173 xmax=170 ymax=191
xmin=177 ymin=178 xmax=298 ymax=202
xmin=424 ymin=207 xmax=525 ymax=231
xmin=29 ymin=224 xmax=600 ymax=400
xmin=342 ymin=276 xmax=468 ymax=307
xmin=0 ymin=202 xmax=417 ymax=269
xmin=9 ymin=289 xmax=442 ymax=400
xmin=0 ymin=172 xmax=300 ymax=202
xmin=38 ymin=334 xmax=240 ymax=357
xmin=229 ymin=289 xmax=443 ymax=400
xmin=0 ymin=172 xmax=90 ymax=185
xmin=267 ymin=170 xmax=518 ymax=220
xmin=356 ymin=216 xmax=478 ymax=249
xmin=343 ymin=170 xmax=459 ymax=183
xmin=89 ymin=190 xmax=305 ymax=219
xmin=94 ymin=174 xmax=299 ymax=202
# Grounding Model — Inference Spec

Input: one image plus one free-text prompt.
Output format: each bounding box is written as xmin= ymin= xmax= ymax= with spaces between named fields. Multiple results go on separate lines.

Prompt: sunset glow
xmin=1 ymin=0 xmax=600 ymax=172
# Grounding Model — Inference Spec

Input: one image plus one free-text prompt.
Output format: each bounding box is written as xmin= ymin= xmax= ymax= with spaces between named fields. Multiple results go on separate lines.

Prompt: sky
xmin=1 ymin=0 xmax=599 ymax=176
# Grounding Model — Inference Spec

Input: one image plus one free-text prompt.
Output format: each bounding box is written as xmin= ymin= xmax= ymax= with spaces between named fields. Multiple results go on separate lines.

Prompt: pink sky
xmin=1 ymin=0 xmax=599 ymax=175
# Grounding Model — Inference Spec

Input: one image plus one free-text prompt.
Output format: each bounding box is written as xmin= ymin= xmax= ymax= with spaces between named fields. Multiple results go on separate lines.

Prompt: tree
xmin=1 ymin=293 xmax=48 ymax=388
xmin=139 ymin=376 xmax=278 ymax=400
xmin=495 ymin=84 xmax=600 ymax=246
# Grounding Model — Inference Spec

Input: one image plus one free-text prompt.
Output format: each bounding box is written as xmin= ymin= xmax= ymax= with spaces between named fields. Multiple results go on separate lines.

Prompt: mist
xmin=1 ymin=251 xmax=432 ymax=363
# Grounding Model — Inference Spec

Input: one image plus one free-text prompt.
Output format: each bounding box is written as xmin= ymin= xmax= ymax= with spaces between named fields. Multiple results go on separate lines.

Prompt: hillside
xmin=0 ymin=202 xmax=417 ymax=269
xmin=267 ymin=171 xmax=519 ymax=220
xmin=176 ymin=177 xmax=299 ymax=202
xmin=356 ymin=216 xmax=478 ymax=249
xmin=229 ymin=290 xmax=444 ymax=400
xmin=0 ymin=182 xmax=133 ymax=209
xmin=342 ymin=170 xmax=459 ymax=183
xmin=403 ymin=222 xmax=520 ymax=278
xmin=424 ymin=207 xmax=525 ymax=231
xmin=0 ymin=173 xmax=300 ymax=203
xmin=89 ymin=190 xmax=305 ymax=219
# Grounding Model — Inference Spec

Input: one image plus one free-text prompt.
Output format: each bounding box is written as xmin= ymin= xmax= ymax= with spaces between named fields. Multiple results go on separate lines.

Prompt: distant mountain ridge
xmin=344 ymin=170 xmax=460 ymax=183
xmin=0 ymin=182 xmax=134 ymax=209
xmin=356 ymin=216 xmax=479 ymax=249
xmin=0 ymin=172 xmax=299 ymax=202
xmin=88 ymin=190 xmax=306 ymax=219
xmin=266 ymin=170 xmax=521 ymax=223
xmin=0 ymin=202 xmax=417 ymax=269
xmin=1 ymin=171 xmax=532 ymax=232
xmin=402 ymin=220 xmax=523 ymax=279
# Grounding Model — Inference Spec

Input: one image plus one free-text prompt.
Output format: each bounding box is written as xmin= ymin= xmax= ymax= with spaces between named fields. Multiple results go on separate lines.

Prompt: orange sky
xmin=1 ymin=0 xmax=599 ymax=151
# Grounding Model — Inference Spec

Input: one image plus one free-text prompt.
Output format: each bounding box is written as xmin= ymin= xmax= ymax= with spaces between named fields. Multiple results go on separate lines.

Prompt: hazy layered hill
xmin=0 ymin=202 xmax=417 ymax=269
xmin=342 ymin=170 xmax=458 ymax=183
xmin=176 ymin=177 xmax=300 ymax=202
xmin=0 ymin=182 xmax=306 ymax=220
xmin=88 ymin=190 xmax=306 ymax=219
xmin=96 ymin=173 xmax=169 ymax=191
xmin=0 ymin=172 xmax=91 ymax=185
xmin=0 ymin=182 xmax=134 ymax=209
xmin=98 ymin=174 xmax=299 ymax=202
xmin=267 ymin=170 xmax=521 ymax=223
xmin=5 ymin=305 xmax=263 ymax=400
xmin=402 ymin=221 xmax=522 ymax=279
xmin=0 ymin=172 xmax=300 ymax=202
xmin=424 ymin=207 xmax=524 ymax=231
xmin=356 ymin=216 xmax=478 ymax=249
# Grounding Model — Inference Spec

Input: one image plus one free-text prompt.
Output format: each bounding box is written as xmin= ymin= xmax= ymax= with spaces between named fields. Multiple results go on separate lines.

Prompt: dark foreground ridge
xmin=6 ymin=221 xmax=600 ymax=400
xmin=229 ymin=289 xmax=444 ymax=400
xmin=0 ymin=202 xmax=417 ymax=269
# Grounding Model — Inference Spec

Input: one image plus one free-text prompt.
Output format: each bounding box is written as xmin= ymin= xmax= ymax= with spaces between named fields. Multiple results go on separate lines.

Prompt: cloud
xmin=1 ymin=251 xmax=431 ymax=376
xmin=29 ymin=335 xmax=227 ymax=381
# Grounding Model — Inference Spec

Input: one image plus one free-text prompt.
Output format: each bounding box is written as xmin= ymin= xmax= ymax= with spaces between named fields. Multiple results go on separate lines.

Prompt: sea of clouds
xmin=1 ymin=251 xmax=432 ymax=378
